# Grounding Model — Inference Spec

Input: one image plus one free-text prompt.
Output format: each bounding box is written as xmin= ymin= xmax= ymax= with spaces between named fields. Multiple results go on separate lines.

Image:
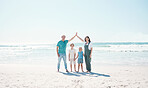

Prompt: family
xmin=56 ymin=33 xmax=93 ymax=73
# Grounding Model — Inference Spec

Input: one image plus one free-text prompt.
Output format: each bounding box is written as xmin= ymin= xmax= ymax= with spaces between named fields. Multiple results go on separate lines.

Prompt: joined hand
xmin=75 ymin=32 xmax=78 ymax=36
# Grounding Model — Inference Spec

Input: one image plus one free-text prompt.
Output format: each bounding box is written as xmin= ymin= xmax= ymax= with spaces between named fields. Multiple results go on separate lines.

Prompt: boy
xmin=69 ymin=43 xmax=76 ymax=72
xmin=75 ymin=47 xmax=84 ymax=72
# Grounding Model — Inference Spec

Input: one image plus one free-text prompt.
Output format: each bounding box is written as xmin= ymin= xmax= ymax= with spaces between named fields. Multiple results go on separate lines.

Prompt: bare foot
xmin=86 ymin=70 xmax=89 ymax=73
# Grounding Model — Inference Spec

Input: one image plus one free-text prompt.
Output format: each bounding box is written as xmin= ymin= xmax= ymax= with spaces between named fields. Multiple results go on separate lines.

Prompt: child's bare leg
xmin=70 ymin=64 xmax=72 ymax=72
xmin=81 ymin=63 xmax=84 ymax=72
xmin=74 ymin=64 xmax=76 ymax=72
xmin=78 ymin=64 xmax=80 ymax=72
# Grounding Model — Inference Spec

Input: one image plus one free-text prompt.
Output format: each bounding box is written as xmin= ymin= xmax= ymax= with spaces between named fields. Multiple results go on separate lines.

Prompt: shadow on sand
xmin=59 ymin=71 xmax=110 ymax=77
xmin=59 ymin=72 xmax=81 ymax=77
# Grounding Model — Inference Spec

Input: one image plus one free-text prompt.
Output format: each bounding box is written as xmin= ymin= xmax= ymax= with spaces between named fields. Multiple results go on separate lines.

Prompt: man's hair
xmin=61 ymin=35 xmax=66 ymax=38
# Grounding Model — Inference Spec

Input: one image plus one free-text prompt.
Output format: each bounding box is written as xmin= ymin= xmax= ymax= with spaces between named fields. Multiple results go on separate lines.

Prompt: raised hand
xmin=75 ymin=32 xmax=77 ymax=36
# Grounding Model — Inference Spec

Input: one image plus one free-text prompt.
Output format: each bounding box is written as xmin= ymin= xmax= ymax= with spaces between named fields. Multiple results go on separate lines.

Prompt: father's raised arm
xmin=68 ymin=34 xmax=76 ymax=43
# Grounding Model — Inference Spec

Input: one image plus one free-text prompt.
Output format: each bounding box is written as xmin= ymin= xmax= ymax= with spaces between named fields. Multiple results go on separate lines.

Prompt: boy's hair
xmin=70 ymin=43 xmax=74 ymax=46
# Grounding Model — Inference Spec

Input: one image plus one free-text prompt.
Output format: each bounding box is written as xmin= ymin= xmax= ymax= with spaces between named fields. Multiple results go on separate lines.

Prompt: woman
xmin=76 ymin=34 xmax=93 ymax=72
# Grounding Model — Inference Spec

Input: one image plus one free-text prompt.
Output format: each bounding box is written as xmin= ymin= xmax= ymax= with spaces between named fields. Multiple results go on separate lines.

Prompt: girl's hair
xmin=84 ymin=36 xmax=91 ymax=43
xmin=79 ymin=47 xmax=82 ymax=49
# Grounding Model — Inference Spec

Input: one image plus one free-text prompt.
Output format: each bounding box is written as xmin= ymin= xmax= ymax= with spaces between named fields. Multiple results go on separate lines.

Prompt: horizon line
xmin=0 ymin=41 xmax=148 ymax=45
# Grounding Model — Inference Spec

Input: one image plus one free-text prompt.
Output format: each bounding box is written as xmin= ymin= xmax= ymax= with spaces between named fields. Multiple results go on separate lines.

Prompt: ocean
xmin=0 ymin=42 xmax=148 ymax=66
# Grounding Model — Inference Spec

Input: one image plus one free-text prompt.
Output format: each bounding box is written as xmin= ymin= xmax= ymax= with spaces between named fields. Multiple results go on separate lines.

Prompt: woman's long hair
xmin=84 ymin=36 xmax=91 ymax=43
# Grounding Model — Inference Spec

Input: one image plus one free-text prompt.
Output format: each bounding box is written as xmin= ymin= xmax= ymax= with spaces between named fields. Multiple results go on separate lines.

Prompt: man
xmin=57 ymin=33 xmax=77 ymax=72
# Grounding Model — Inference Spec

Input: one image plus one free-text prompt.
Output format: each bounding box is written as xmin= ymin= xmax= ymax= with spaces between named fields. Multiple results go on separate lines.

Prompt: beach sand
xmin=0 ymin=64 xmax=148 ymax=88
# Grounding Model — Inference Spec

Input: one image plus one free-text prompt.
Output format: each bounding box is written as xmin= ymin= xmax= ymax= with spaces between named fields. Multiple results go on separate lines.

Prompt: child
xmin=69 ymin=43 xmax=76 ymax=72
xmin=75 ymin=47 xmax=84 ymax=72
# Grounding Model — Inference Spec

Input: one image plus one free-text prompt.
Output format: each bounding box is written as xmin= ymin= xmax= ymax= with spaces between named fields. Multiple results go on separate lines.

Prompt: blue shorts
xmin=78 ymin=58 xmax=83 ymax=64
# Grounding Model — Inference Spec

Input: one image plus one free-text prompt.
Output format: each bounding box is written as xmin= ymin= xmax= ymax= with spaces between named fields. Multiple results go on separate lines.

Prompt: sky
xmin=0 ymin=0 xmax=148 ymax=44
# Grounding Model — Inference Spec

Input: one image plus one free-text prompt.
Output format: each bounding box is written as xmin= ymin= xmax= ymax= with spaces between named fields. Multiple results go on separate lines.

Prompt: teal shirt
xmin=78 ymin=51 xmax=83 ymax=59
xmin=57 ymin=40 xmax=68 ymax=54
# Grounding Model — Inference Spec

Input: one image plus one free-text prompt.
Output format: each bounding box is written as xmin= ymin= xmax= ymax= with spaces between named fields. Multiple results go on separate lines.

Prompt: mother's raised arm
xmin=76 ymin=33 xmax=84 ymax=42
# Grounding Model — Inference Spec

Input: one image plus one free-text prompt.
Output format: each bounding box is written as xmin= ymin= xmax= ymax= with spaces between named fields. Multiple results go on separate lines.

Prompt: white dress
xmin=69 ymin=49 xmax=76 ymax=64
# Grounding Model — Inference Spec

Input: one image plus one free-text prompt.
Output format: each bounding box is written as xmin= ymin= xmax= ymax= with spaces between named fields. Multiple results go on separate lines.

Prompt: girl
xmin=75 ymin=47 xmax=84 ymax=72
